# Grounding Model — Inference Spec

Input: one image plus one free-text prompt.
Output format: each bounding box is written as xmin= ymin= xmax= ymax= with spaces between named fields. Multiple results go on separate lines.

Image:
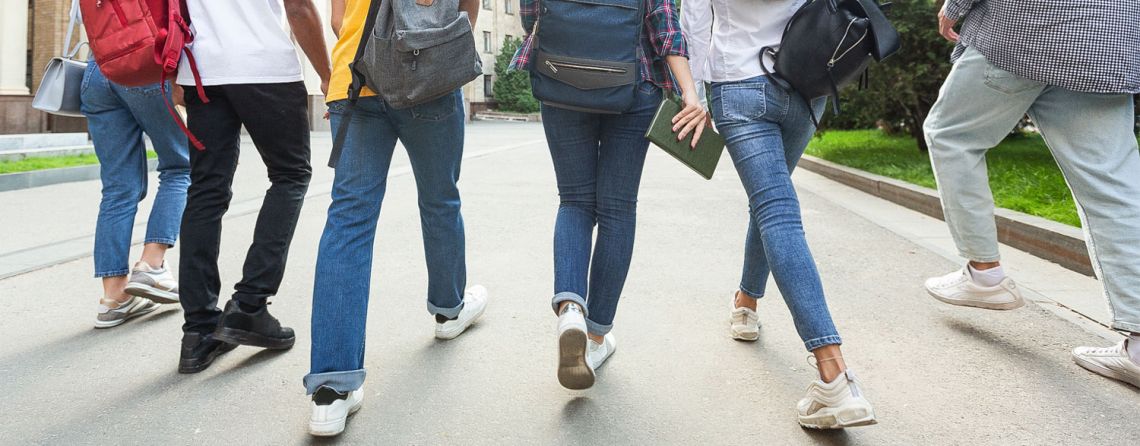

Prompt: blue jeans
xmin=80 ymin=62 xmax=190 ymax=278
xmin=304 ymin=92 xmax=467 ymax=394
xmin=710 ymin=75 xmax=841 ymax=351
xmin=926 ymin=47 xmax=1140 ymax=333
xmin=541 ymin=82 xmax=661 ymax=336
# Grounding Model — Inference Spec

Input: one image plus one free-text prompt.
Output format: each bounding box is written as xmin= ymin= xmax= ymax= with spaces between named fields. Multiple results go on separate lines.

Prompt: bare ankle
xmin=588 ymin=333 xmax=604 ymax=344
xmin=968 ymin=260 xmax=1001 ymax=271
xmin=734 ymin=291 xmax=757 ymax=311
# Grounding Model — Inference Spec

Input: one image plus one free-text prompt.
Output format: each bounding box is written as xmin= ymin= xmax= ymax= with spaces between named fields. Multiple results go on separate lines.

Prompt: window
xmin=504 ymin=0 xmax=514 ymax=14
xmin=482 ymin=0 xmax=491 ymax=10
xmin=483 ymin=32 xmax=492 ymax=53
xmin=484 ymin=75 xmax=494 ymax=99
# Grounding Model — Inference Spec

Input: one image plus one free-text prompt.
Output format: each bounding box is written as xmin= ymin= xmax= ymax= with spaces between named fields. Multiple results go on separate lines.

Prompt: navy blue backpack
xmin=528 ymin=0 xmax=644 ymax=113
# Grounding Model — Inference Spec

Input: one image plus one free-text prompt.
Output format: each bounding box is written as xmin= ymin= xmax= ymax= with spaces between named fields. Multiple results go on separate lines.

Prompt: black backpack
xmin=761 ymin=0 xmax=899 ymax=126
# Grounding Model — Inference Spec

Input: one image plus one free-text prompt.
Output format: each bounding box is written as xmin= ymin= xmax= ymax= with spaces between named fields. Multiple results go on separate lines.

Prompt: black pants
xmin=179 ymin=82 xmax=312 ymax=335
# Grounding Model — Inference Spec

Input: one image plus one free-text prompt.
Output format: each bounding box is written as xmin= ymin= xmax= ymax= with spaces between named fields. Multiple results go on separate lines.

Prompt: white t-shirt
xmin=682 ymin=0 xmax=806 ymax=83
xmin=177 ymin=0 xmax=303 ymax=86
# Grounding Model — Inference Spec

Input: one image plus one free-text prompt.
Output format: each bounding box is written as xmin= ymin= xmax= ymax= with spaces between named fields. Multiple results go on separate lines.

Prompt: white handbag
xmin=32 ymin=0 xmax=88 ymax=117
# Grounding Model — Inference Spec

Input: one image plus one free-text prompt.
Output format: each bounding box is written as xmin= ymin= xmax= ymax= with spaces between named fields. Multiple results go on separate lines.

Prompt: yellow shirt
xmin=327 ymin=0 xmax=377 ymax=103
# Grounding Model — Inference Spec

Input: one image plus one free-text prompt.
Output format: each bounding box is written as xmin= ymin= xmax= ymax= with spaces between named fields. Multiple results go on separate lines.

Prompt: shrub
xmin=493 ymin=36 xmax=540 ymax=113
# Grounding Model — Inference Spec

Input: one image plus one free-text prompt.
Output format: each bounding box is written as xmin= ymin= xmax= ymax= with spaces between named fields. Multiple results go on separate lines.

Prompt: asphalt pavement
xmin=1 ymin=122 xmax=1137 ymax=445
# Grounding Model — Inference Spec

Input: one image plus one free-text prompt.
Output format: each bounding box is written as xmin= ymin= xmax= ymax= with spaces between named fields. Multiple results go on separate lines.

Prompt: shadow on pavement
xmin=804 ymin=428 xmax=853 ymax=445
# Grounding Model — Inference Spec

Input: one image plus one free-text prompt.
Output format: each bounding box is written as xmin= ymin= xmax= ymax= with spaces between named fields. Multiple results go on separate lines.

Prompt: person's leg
xmin=712 ymin=76 xmax=842 ymax=376
xmin=540 ymin=99 xmax=602 ymax=390
xmin=117 ymin=79 xmax=191 ymax=266
xmin=583 ymin=82 xmax=658 ymax=339
xmin=924 ymin=46 xmax=1044 ymax=268
xmin=391 ymin=90 xmax=468 ymax=318
xmin=110 ymin=79 xmax=190 ymax=303
xmin=81 ymin=63 xmax=162 ymax=328
xmin=226 ymin=82 xmax=313 ymax=309
xmin=1029 ymin=90 xmax=1140 ymax=334
xmin=82 ymin=63 xmax=148 ymax=300
xmin=920 ymin=47 xmax=1047 ymax=309
xmin=179 ymin=85 xmax=243 ymax=336
xmin=305 ymin=97 xmax=399 ymax=395
xmin=541 ymin=103 xmax=602 ymax=316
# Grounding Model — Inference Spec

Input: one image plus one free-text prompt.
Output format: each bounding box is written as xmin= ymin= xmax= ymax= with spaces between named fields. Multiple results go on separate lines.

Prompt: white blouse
xmin=682 ymin=0 xmax=806 ymax=85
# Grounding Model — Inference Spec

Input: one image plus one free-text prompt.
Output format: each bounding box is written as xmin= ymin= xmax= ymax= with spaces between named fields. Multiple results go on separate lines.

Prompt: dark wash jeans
xmin=542 ymin=82 xmax=661 ymax=336
xmin=179 ymin=82 xmax=313 ymax=335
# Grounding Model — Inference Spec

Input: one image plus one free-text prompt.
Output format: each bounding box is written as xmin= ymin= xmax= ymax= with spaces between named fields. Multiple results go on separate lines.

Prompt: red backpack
xmin=80 ymin=0 xmax=206 ymax=149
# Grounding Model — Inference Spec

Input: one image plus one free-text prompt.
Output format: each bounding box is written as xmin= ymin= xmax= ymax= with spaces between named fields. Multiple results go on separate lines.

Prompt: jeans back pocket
xmin=715 ymin=83 xmax=767 ymax=123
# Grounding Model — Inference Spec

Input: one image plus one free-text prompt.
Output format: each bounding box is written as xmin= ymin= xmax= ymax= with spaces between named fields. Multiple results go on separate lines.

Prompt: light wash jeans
xmin=80 ymin=62 xmax=190 ymax=278
xmin=541 ymin=82 xmax=660 ymax=336
xmin=711 ymin=75 xmax=842 ymax=351
xmin=925 ymin=46 xmax=1140 ymax=334
xmin=304 ymin=92 xmax=467 ymax=394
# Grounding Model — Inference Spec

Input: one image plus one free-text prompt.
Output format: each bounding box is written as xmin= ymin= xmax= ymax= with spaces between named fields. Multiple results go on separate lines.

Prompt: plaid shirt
xmin=508 ymin=0 xmax=688 ymax=91
xmin=944 ymin=0 xmax=1140 ymax=94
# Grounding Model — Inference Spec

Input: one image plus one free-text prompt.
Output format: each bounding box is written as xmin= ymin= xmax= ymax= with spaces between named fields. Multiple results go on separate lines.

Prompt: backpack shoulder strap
xmin=329 ymin=0 xmax=385 ymax=168
xmin=855 ymin=0 xmax=899 ymax=61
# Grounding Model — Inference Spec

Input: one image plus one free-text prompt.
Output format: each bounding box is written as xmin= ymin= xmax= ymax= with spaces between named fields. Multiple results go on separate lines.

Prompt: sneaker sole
xmin=798 ymin=404 xmax=878 ymax=430
xmin=557 ymin=327 xmax=594 ymax=390
xmin=435 ymin=301 xmax=487 ymax=340
xmin=1072 ymin=353 xmax=1140 ymax=388
xmin=124 ymin=282 xmax=179 ymax=304
xmin=925 ymin=288 xmax=1025 ymax=310
xmin=213 ymin=327 xmax=295 ymax=350
xmin=94 ymin=301 xmax=160 ymax=329
xmin=178 ymin=342 xmax=238 ymax=374
xmin=730 ymin=326 xmax=759 ymax=341
xmin=309 ymin=401 xmax=363 ymax=437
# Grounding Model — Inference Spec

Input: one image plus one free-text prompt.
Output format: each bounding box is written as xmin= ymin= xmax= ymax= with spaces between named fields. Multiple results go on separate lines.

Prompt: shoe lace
xmin=930 ymin=269 xmax=969 ymax=288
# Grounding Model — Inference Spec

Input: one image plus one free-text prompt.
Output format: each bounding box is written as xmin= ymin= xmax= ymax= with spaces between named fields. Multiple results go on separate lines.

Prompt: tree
xmin=823 ymin=0 xmax=952 ymax=152
xmin=493 ymin=36 xmax=540 ymax=113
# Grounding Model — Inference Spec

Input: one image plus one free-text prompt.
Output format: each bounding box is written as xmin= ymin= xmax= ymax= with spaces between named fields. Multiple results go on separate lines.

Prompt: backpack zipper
xmin=827 ymin=19 xmax=869 ymax=67
xmin=107 ymin=0 xmax=129 ymax=27
xmin=545 ymin=60 xmax=626 ymax=75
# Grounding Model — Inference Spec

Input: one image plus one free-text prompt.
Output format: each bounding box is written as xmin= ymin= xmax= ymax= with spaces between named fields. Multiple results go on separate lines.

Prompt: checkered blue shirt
xmin=944 ymin=0 xmax=1140 ymax=94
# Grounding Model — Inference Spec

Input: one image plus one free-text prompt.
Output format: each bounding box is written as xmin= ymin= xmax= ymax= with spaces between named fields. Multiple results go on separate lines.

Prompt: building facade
xmin=464 ymin=0 xmax=526 ymax=112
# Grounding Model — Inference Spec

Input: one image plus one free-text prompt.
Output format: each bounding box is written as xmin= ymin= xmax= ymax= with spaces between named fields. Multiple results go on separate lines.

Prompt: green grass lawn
xmin=803 ymin=129 xmax=1133 ymax=227
xmin=0 ymin=151 xmax=157 ymax=175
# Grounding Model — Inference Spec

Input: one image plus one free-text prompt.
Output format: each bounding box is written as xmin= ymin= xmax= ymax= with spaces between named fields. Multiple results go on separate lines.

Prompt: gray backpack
xmin=330 ymin=0 xmax=482 ymax=166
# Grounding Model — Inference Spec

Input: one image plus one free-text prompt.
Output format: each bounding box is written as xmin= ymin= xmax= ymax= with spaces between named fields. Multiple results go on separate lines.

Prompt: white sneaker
xmin=309 ymin=386 xmax=365 ymax=437
xmin=94 ymin=295 xmax=160 ymax=329
xmin=730 ymin=295 xmax=760 ymax=341
xmin=435 ymin=285 xmax=488 ymax=340
xmin=587 ymin=333 xmax=616 ymax=370
xmin=123 ymin=261 xmax=180 ymax=304
xmin=556 ymin=303 xmax=594 ymax=390
xmin=1072 ymin=340 xmax=1140 ymax=388
xmin=797 ymin=369 xmax=878 ymax=429
xmin=924 ymin=267 xmax=1023 ymax=310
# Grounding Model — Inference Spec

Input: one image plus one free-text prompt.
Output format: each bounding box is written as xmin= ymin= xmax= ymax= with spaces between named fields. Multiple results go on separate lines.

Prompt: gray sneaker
xmin=95 ymin=296 xmax=160 ymax=329
xmin=123 ymin=261 xmax=179 ymax=304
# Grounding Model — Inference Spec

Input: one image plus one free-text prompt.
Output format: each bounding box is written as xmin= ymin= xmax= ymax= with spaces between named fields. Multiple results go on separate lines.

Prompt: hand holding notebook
xmin=644 ymin=95 xmax=726 ymax=180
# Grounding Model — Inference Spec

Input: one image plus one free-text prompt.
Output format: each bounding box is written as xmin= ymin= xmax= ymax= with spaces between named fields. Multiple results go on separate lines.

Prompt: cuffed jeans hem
xmin=804 ymin=335 xmax=843 ymax=352
xmin=143 ymin=238 xmax=176 ymax=247
xmin=428 ymin=300 xmax=464 ymax=319
xmin=303 ymin=369 xmax=367 ymax=395
xmin=738 ymin=284 xmax=764 ymax=300
xmin=586 ymin=319 xmax=613 ymax=336
xmin=551 ymin=292 xmax=588 ymax=317
xmin=94 ymin=269 xmax=130 ymax=279
xmin=1112 ymin=321 xmax=1140 ymax=335
xmin=959 ymin=250 xmax=1001 ymax=264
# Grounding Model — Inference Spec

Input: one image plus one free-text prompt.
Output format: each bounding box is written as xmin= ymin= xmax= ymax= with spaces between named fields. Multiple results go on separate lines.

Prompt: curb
xmin=798 ymin=155 xmax=1093 ymax=276
xmin=0 ymin=159 xmax=158 ymax=193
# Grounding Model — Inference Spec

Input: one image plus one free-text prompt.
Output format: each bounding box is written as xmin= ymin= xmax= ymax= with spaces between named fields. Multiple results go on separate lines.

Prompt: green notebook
xmin=644 ymin=97 xmax=725 ymax=180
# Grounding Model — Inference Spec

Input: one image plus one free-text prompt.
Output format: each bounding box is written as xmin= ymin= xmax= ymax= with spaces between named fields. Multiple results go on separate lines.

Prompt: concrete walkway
xmin=0 ymin=123 xmax=1137 ymax=445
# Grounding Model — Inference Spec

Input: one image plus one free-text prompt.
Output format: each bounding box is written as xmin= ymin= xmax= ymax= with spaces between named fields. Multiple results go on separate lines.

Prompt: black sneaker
xmin=178 ymin=333 xmax=237 ymax=374
xmin=212 ymin=300 xmax=296 ymax=350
